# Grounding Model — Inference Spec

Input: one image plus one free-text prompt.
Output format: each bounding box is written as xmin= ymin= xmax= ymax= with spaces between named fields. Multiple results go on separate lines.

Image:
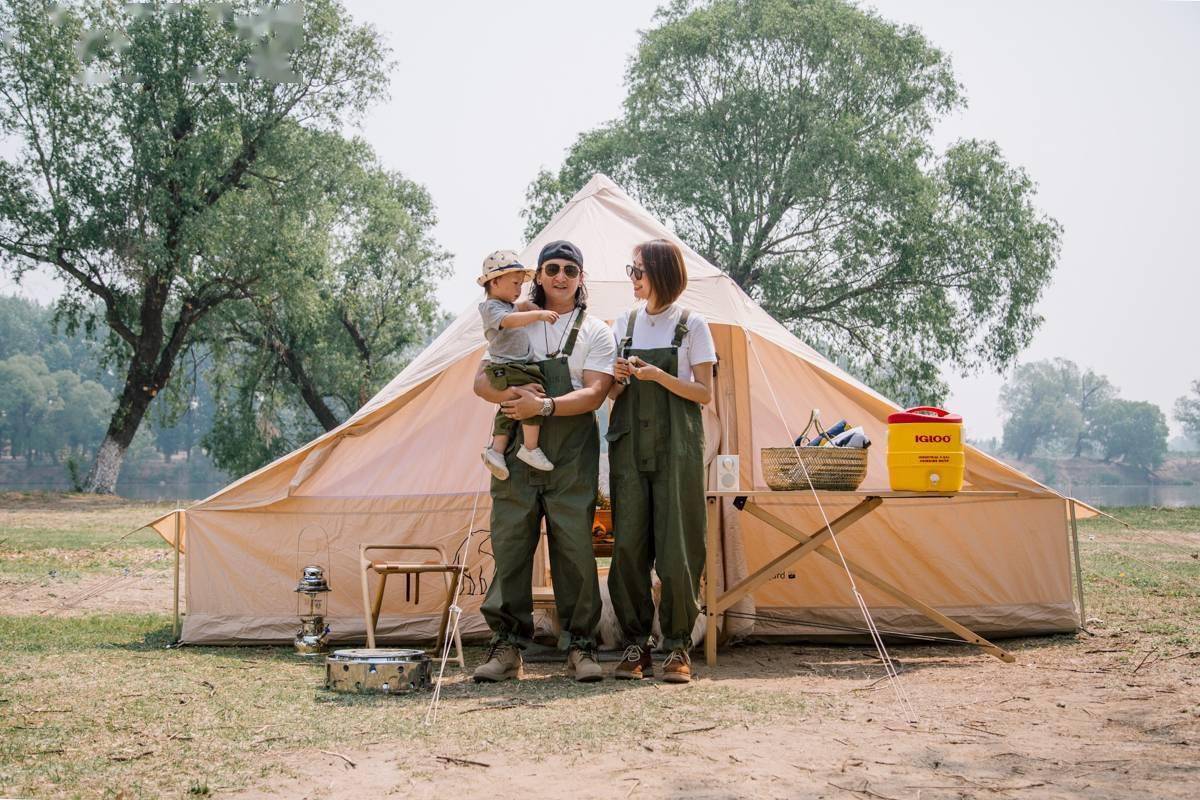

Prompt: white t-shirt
xmin=610 ymin=304 xmax=717 ymax=380
xmin=527 ymin=307 xmax=616 ymax=390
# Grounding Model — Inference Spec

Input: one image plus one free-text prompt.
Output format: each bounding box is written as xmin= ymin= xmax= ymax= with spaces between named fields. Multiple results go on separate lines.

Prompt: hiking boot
xmin=614 ymin=644 xmax=653 ymax=680
xmin=472 ymin=641 xmax=523 ymax=683
xmin=516 ymin=446 xmax=554 ymax=471
xmin=661 ymin=649 xmax=692 ymax=684
xmin=565 ymin=646 xmax=603 ymax=682
xmin=481 ymin=447 xmax=509 ymax=480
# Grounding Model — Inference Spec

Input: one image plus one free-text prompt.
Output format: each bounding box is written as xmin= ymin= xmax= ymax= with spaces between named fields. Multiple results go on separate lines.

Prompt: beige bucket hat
xmin=477 ymin=249 xmax=532 ymax=286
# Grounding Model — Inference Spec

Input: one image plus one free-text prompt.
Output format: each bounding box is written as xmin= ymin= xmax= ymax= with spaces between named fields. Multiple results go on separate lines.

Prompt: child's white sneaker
xmin=517 ymin=446 xmax=554 ymax=471
xmin=481 ymin=448 xmax=509 ymax=480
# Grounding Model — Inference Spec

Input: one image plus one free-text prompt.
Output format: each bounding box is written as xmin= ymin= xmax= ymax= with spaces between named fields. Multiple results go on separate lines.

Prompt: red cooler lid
xmin=887 ymin=406 xmax=962 ymax=424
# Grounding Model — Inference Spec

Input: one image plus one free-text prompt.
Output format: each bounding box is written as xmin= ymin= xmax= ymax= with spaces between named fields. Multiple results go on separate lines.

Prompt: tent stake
xmin=172 ymin=511 xmax=181 ymax=642
xmin=1069 ymin=499 xmax=1087 ymax=632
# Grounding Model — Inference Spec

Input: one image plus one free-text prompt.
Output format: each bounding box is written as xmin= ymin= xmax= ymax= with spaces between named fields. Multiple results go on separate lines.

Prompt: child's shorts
xmin=487 ymin=361 xmax=545 ymax=436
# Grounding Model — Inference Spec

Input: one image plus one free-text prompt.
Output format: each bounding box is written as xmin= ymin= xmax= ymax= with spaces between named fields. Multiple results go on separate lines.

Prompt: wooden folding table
xmin=703 ymin=490 xmax=1021 ymax=666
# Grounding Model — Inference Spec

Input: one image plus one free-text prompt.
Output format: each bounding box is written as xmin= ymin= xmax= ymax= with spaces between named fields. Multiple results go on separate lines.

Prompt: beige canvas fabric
xmin=149 ymin=174 xmax=1085 ymax=645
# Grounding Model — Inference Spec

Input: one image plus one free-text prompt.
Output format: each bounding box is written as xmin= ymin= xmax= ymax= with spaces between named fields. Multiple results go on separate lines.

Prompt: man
xmin=471 ymin=240 xmax=616 ymax=682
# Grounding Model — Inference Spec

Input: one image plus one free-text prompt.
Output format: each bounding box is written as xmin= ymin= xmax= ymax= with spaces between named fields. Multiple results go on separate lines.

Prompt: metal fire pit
xmin=324 ymin=648 xmax=431 ymax=694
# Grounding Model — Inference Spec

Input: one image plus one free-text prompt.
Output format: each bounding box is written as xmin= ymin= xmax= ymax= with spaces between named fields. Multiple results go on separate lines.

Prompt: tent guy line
xmin=425 ymin=418 xmax=492 ymax=726
xmin=745 ymin=331 xmax=919 ymax=725
xmin=424 ymin=523 xmax=481 ymax=725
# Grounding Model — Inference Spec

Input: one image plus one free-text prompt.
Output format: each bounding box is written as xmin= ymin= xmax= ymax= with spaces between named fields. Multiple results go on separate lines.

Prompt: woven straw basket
xmin=760 ymin=409 xmax=868 ymax=491
xmin=761 ymin=446 xmax=868 ymax=492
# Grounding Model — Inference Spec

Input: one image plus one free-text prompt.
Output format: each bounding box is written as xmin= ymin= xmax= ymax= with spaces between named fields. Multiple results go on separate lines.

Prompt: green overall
xmin=487 ymin=361 xmax=544 ymax=436
xmin=607 ymin=309 xmax=707 ymax=651
xmin=482 ymin=309 xmax=602 ymax=650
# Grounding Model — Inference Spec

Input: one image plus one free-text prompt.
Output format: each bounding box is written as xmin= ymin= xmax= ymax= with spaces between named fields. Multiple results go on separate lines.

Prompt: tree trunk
xmin=84 ymin=374 xmax=157 ymax=494
xmin=85 ymin=435 xmax=128 ymax=495
xmin=269 ymin=335 xmax=340 ymax=432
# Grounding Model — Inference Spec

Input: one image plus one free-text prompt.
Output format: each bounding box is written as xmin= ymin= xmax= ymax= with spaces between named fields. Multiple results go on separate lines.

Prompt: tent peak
xmin=566 ymin=173 xmax=629 ymax=206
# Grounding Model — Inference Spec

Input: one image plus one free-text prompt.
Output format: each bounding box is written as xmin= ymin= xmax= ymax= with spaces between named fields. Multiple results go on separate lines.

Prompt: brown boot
xmin=472 ymin=641 xmax=523 ymax=683
xmin=614 ymin=644 xmax=653 ymax=680
xmin=661 ymin=648 xmax=691 ymax=684
xmin=566 ymin=645 xmax=603 ymax=682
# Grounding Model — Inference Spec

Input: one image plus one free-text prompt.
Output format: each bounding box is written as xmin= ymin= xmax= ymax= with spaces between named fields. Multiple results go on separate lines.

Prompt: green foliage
xmin=0 ymin=295 xmax=44 ymax=359
xmin=999 ymin=358 xmax=1115 ymax=459
xmin=65 ymin=453 xmax=85 ymax=491
xmin=0 ymin=295 xmax=113 ymax=383
xmin=144 ymin=346 xmax=217 ymax=462
xmin=0 ymin=296 xmax=217 ymax=473
xmin=200 ymin=127 xmax=450 ymax=475
xmin=1089 ymin=398 xmax=1169 ymax=472
xmin=201 ymin=379 xmax=305 ymax=477
xmin=0 ymin=0 xmax=391 ymax=491
xmin=523 ymin=0 xmax=1062 ymax=402
xmin=1175 ymin=379 xmax=1200 ymax=443
xmin=0 ymin=351 xmax=113 ymax=461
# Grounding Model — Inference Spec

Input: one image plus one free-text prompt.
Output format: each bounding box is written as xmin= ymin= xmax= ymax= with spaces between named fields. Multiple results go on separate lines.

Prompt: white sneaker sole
xmin=516 ymin=448 xmax=554 ymax=471
xmin=481 ymin=450 xmax=509 ymax=480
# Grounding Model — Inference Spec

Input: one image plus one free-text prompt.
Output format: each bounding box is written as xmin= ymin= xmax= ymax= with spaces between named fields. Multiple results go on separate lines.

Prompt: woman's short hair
xmin=636 ymin=239 xmax=687 ymax=306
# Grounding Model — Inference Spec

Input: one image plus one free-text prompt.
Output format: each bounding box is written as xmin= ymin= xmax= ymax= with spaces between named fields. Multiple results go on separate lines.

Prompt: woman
xmin=471 ymin=240 xmax=616 ymax=683
xmin=607 ymin=238 xmax=715 ymax=683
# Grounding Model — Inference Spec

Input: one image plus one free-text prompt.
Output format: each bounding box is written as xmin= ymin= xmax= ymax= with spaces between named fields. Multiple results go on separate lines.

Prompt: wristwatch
xmin=541 ymin=397 xmax=554 ymax=417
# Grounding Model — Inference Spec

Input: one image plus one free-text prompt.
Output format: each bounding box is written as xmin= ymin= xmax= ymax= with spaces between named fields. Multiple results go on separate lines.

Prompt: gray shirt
xmin=479 ymin=298 xmax=532 ymax=363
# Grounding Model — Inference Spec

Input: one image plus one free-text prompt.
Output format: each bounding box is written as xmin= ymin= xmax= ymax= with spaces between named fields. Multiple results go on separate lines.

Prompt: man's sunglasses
xmin=625 ymin=264 xmax=645 ymax=280
xmin=542 ymin=263 xmax=580 ymax=278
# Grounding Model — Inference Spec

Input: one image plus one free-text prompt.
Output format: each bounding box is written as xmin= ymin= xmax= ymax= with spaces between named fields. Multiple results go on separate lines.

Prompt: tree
xmin=0 ymin=0 xmax=389 ymax=492
xmin=0 ymin=352 xmax=113 ymax=463
xmin=0 ymin=295 xmax=114 ymax=387
xmin=0 ymin=297 xmax=118 ymax=462
xmin=524 ymin=0 xmax=1061 ymax=403
xmin=200 ymin=127 xmax=448 ymax=474
xmin=1176 ymin=379 xmax=1200 ymax=444
xmin=156 ymin=347 xmax=217 ymax=463
xmin=0 ymin=354 xmax=51 ymax=461
xmin=60 ymin=378 xmax=112 ymax=457
xmin=999 ymin=360 xmax=1082 ymax=460
xmin=1090 ymin=399 xmax=1169 ymax=473
xmin=1071 ymin=368 xmax=1116 ymax=457
xmin=998 ymin=358 xmax=1115 ymax=460
xmin=0 ymin=295 xmax=43 ymax=359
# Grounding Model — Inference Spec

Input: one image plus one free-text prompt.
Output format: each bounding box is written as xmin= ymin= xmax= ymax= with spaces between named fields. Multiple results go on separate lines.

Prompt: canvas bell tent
xmin=148 ymin=174 xmax=1083 ymax=646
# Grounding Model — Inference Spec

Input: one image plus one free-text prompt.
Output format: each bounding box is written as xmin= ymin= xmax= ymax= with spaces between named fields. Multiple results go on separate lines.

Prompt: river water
xmin=1056 ymin=483 xmax=1200 ymax=508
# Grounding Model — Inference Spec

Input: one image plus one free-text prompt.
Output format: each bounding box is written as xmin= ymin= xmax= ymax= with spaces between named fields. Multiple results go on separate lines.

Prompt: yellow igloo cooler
xmin=886 ymin=406 xmax=965 ymax=492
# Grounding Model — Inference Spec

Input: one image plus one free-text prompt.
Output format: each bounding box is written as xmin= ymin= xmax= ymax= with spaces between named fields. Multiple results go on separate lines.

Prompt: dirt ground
xmin=228 ymin=641 xmax=1199 ymax=800
xmin=0 ymin=548 xmax=174 ymax=616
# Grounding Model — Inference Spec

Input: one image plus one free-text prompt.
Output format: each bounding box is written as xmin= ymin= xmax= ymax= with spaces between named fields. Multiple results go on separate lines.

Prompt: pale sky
xmin=4 ymin=1 xmax=1197 ymax=439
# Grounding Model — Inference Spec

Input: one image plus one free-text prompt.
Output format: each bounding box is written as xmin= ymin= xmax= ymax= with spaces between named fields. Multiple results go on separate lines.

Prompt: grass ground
xmin=1074 ymin=506 xmax=1200 ymax=654
xmin=0 ymin=496 xmax=1197 ymax=798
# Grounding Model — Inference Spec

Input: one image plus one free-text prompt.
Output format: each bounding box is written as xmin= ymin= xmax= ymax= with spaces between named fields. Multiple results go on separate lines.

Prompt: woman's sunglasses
xmin=542 ymin=263 xmax=580 ymax=278
xmin=625 ymin=264 xmax=645 ymax=280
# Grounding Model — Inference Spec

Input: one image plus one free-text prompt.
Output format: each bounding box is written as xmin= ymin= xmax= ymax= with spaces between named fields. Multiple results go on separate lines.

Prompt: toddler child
xmin=478 ymin=250 xmax=557 ymax=480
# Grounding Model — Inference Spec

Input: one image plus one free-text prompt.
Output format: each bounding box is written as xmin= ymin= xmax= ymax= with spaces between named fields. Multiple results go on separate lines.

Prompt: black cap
xmin=538 ymin=240 xmax=584 ymax=268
